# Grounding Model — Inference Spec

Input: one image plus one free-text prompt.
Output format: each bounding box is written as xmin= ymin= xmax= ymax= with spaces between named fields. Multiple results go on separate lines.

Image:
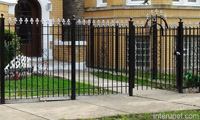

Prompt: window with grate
xmin=97 ymin=0 xmax=107 ymax=7
xmin=135 ymin=36 xmax=151 ymax=68
xmin=183 ymin=36 xmax=200 ymax=69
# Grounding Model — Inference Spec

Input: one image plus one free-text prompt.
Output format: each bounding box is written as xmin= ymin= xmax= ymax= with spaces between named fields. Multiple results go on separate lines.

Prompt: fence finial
xmin=146 ymin=14 xmax=149 ymax=19
xmin=179 ymin=18 xmax=182 ymax=22
xmin=97 ymin=20 xmax=100 ymax=27
xmin=160 ymin=10 xmax=163 ymax=15
xmin=8 ymin=17 xmax=11 ymax=24
xmin=106 ymin=20 xmax=109 ymax=26
xmin=62 ymin=19 xmax=65 ymax=24
xmin=111 ymin=20 xmax=114 ymax=26
xmin=52 ymin=18 xmax=55 ymax=24
xmin=67 ymin=19 xmax=70 ymax=25
xmin=30 ymin=18 xmax=34 ymax=24
xmin=82 ymin=19 xmax=86 ymax=25
xmin=155 ymin=9 xmax=158 ymax=15
xmin=72 ymin=15 xmax=75 ymax=20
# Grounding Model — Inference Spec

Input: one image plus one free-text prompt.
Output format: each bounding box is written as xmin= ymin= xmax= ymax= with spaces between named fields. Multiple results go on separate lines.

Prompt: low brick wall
xmin=53 ymin=41 xmax=86 ymax=62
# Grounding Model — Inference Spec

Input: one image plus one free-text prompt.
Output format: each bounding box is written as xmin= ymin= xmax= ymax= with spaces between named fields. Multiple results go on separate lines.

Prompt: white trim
xmin=173 ymin=0 xmax=184 ymax=5
xmin=36 ymin=0 xmax=53 ymax=59
xmin=0 ymin=0 xmax=17 ymax=15
xmin=97 ymin=0 xmax=107 ymax=7
xmin=173 ymin=0 xmax=200 ymax=6
xmin=54 ymin=41 xmax=87 ymax=46
xmin=0 ymin=0 xmax=17 ymax=5
xmin=126 ymin=0 xmax=151 ymax=5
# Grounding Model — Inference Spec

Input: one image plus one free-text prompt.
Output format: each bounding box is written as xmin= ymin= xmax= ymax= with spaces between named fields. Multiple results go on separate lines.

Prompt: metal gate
xmin=129 ymin=12 xmax=179 ymax=92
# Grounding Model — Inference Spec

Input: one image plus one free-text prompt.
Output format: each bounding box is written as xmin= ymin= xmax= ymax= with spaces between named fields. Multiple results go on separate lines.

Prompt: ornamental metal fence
xmin=0 ymin=11 xmax=200 ymax=104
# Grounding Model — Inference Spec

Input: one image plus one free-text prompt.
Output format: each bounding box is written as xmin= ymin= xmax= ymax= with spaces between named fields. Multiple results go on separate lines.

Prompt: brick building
xmin=85 ymin=0 xmax=200 ymax=22
xmin=63 ymin=0 xmax=85 ymax=20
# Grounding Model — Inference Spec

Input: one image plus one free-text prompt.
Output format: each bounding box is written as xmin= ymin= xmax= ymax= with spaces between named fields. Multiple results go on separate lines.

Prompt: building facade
xmin=0 ymin=0 xmax=63 ymax=58
xmin=84 ymin=0 xmax=200 ymax=70
xmin=85 ymin=0 xmax=200 ymax=23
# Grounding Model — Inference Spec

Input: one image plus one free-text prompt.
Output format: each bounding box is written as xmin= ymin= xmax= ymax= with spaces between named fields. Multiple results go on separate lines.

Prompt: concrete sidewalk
xmin=0 ymin=90 xmax=200 ymax=120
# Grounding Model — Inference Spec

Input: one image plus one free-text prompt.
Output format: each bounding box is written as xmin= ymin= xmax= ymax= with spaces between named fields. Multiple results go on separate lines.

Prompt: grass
xmin=134 ymin=72 xmax=176 ymax=83
xmin=80 ymin=110 xmax=200 ymax=120
xmin=99 ymin=69 xmax=176 ymax=83
xmin=92 ymin=72 xmax=177 ymax=90
xmin=4 ymin=76 xmax=108 ymax=97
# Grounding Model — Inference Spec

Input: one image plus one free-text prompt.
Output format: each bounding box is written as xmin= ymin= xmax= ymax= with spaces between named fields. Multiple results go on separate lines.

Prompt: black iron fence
xmin=0 ymin=13 xmax=200 ymax=104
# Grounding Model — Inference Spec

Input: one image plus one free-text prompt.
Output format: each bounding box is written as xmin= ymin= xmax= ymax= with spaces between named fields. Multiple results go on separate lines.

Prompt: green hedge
xmin=4 ymin=29 xmax=20 ymax=67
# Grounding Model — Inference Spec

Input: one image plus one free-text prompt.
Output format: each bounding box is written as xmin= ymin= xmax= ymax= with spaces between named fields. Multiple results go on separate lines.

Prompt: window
xmin=103 ymin=0 xmax=107 ymax=3
xmin=97 ymin=0 xmax=107 ymax=7
xmin=126 ymin=0 xmax=151 ymax=5
xmin=173 ymin=0 xmax=200 ymax=6
xmin=183 ymin=36 xmax=200 ymax=69
xmin=135 ymin=36 xmax=151 ymax=68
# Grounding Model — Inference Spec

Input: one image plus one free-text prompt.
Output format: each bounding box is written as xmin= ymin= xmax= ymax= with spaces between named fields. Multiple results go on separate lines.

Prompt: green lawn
xmin=134 ymin=72 xmax=176 ymax=83
xmin=4 ymin=76 xmax=104 ymax=97
xmin=92 ymin=72 xmax=177 ymax=90
xmin=81 ymin=110 xmax=200 ymax=120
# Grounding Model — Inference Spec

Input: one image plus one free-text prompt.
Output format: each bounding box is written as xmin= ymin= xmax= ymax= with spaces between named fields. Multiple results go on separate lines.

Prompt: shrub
xmin=183 ymin=70 xmax=200 ymax=87
xmin=4 ymin=29 xmax=20 ymax=67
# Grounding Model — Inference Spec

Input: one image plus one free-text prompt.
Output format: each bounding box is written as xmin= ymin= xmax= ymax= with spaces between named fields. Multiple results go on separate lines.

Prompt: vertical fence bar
xmin=115 ymin=23 xmax=119 ymax=72
xmin=129 ymin=18 xmax=135 ymax=96
xmin=152 ymin=20 xmax=157 ymax=79
xmin=177 ymin=19 xmax=184 ymax=93
xmin=0 ymin=14 xmax=5 ymax=104
xmin=71 ymin=16 xmax=76 ymax=100
xmin=90 ymin=19 xmax=94 ymax=68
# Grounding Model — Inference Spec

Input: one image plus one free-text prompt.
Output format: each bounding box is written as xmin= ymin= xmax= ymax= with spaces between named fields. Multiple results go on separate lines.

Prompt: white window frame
xmin=97 ymin=0 xmax=107 ymax=7
xmin=126 ymin=0 xmax=151 ymax=5
xmin=173 ymin=0 xmax=200 ymax=6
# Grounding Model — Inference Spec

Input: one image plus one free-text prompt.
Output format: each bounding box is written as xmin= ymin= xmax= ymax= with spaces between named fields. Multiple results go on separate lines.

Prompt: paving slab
xmin=3 ymin=94 xmax=200 ymax=120
xmin=134 ymin=89 xmax=200 ymax=107
xmin=78 ymin=95 xmax=199 ymax=114
xmin=5 ymin=99 xmax=126 ymax=120
xmin=0 ymin=105 xmax=46 ymax=120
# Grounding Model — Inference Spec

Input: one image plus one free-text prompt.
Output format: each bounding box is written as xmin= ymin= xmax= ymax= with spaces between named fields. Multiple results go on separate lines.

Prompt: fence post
xmin=71 ymin=15 xmax=76 ymax=100
xmin=115 ymin=22 xmax=119 ymax=72
xmin=0 ymin=14 xmax=5 ymax=104
xmin=90 ymin=19 xmax=94 ymax=68
xmin=152 ymin=19 xmax=157 ymax=79
xmin=129 ymin=18 xmax=135 ymax=96
xmin=177 ymin=18 xmax=183 ymax=93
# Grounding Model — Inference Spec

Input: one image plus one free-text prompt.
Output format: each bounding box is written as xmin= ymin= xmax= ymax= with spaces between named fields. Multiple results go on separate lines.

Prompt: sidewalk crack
xmin=3 ymin=105 xmax=49 ymax=120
